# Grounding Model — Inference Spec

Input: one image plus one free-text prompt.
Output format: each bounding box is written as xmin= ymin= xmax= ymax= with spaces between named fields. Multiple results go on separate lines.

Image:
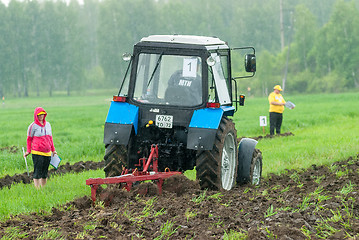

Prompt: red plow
xmin=86 ymin=144 xmax=182 ymax=203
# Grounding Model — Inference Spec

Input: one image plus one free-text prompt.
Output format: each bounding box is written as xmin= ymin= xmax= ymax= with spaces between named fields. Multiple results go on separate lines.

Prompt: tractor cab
xmin=118 ymin=35 xmax=255 ymax=111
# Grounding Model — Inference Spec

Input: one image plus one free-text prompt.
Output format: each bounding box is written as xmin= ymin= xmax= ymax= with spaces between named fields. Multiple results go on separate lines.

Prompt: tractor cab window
xmin=118 ymin=60 xmax=131 ymax=97
xmin=133 ymin=53 xmax=202 ymax=107
xmin=209 ymin=53 xmax=231 ymax=105
xmin=208 ymin=68 xmax=216 ymax=103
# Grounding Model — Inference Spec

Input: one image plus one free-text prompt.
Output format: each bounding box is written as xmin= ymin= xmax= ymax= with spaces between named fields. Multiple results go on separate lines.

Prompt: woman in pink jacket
xmin=24 ymin=107 xmax=57 ymax=188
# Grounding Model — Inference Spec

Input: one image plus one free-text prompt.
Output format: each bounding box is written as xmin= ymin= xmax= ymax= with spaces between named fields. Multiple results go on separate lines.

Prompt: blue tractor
xmin=103 ymin=35 xmax=262 ymax=191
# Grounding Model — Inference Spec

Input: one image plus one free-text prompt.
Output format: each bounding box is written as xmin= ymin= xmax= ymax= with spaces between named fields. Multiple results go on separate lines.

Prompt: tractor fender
xmin=236 ymin=138 xmax=258 ymax=183
xmin=187 ymin=108 xmax=223 ymax=150
xmin=103 ymin=102 xmax=139 ymax=145
xmin=187 ymin=106 xmax=234 ymax=150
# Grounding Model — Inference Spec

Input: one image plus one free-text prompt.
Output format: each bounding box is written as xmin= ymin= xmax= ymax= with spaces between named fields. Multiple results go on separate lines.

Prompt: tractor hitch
xmin=86 ymin=144 xmax=181 ymax=203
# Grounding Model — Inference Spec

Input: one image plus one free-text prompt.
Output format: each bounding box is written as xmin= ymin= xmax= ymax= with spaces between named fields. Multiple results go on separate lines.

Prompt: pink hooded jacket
xmin=26 ymin=107 xmax=56 ymax=156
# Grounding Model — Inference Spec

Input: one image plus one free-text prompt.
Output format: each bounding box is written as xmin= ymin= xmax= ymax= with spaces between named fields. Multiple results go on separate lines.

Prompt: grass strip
xmin=0 ymin=169 xmax=104 ymax=220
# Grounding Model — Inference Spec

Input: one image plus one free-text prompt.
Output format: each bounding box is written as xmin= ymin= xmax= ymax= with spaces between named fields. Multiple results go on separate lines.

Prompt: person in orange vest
xmin=268 ymin=85 xmax=286 ymax=135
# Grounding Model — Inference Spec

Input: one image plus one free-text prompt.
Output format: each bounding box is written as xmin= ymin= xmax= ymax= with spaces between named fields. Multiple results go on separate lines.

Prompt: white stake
xmin=259 ymin=116 xmax=267 ymax=134
xmin=22 ymin=147 xmax=29 ymax=177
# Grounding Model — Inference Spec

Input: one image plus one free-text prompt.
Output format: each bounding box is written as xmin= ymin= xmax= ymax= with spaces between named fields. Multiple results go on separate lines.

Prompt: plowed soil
xmin=1 ymin=136 xmax=359 ymax=239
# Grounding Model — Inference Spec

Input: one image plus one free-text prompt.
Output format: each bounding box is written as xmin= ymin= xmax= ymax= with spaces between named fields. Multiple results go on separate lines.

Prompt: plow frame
xmin=86 ymin=144 xmax=182 ymax=203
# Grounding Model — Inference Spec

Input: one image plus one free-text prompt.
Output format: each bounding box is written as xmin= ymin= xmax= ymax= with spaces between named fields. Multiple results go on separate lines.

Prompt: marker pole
xmin=22 ymin=147 xmax=29 ymax=177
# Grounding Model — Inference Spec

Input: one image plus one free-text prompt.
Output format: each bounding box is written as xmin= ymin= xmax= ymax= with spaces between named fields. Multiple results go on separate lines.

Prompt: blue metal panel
xmin=189 ymin=108 xmax=223 ymax=129
xmin=105 ymin=102 xmax=139 ymax=134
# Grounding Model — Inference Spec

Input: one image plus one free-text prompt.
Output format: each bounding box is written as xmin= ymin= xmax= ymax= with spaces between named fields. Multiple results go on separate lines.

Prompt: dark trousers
xmin=32 ymin=154 xmax=51 ymax=179
xmin=270 ymin=112 xmax=283 ymax=135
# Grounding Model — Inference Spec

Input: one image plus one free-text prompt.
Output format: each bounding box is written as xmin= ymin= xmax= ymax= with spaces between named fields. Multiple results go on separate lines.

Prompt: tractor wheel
xmin=196 ymin=117 xmax=238 ymax=191
xmin=104 ymin=144 xmax=127 ymax=177
xmin=249 ymin=149 xmax=262 ymax=185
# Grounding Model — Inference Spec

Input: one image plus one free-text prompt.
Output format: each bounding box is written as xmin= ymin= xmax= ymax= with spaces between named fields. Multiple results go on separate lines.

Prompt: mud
xmin=1 ymin=154 xmax=358 ymax=239
xmin=238 ymin=131 xmax=294 ymax=142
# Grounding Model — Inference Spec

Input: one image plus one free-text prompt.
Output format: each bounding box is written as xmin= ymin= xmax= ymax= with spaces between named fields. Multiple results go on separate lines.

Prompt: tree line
xmin=0 ymin=0 xmax=358 ymax=98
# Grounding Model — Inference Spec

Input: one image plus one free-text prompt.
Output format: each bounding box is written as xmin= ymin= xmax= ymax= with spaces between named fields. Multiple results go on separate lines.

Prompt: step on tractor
xmin=86 ymin=35 xmax=262 ymax=201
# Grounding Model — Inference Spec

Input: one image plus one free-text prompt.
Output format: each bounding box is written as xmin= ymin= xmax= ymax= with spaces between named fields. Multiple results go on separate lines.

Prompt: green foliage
xmin=287 ymin=70 xmax=311 ymax=94
xmin=264 ymin=226 xmax=278 ymax=239
xmin=339 ymin=181 xmax=355 ymax=196
xmin=191 ymin=190 xmax=207 ymax=204
xmin=1 ymin=227 xmax=28 ymax=239
xmin=0 ymin=0 xmax=358 ymax=97
xmin=292 ymin=5 xmax=317 ymax=72
xmin=252 ymin=0 xmax=359 ymax=96
xmin=264 ymin=205 xmax=277 ymax=218
xmin=208 ymin=192 xmax=224 ymax=202
xmin=154 ymin=220 xmax=179 ymax=240
xmin=185 ymin=208 xmax=197 ymax=222
xmin=36 ymin=229 xmax=64 ymax=240
xmin=84 ymin=66 xmax=105 ymax=89
xmin=251 ymin=50 xmax=281 ymax=96
xmin=223 ymin=229 xmax=247 ymax=240
xmin=307 ymin=71 xmax=344 ymax=93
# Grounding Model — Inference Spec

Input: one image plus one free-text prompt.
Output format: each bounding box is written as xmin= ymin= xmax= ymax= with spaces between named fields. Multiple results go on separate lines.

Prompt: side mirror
xmin=245 ymin=54 xmax=256 ymax=72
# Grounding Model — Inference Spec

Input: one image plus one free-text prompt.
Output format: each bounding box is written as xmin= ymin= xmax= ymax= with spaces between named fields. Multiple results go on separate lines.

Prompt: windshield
xmin=133 ymin=53 xmax=202 ymax=107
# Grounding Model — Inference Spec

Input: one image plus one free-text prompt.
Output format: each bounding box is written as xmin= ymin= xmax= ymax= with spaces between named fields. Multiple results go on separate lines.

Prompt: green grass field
xmin=0 ymin=91 xmax=358 ymax=219
xmin=0 ymin=92 xmax=112 ymax=176
xmin=234 ymin=92 xmax=359 ymax=173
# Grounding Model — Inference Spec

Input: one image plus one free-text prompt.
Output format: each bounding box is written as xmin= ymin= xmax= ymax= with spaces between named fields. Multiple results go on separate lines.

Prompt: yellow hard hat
xmin=274 ymin=85 xmax=283 ymax=91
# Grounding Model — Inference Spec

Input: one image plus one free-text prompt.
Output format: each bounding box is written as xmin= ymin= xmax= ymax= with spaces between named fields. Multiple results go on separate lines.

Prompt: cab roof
xmin=140 ymin=35 xmax=226 ymax=46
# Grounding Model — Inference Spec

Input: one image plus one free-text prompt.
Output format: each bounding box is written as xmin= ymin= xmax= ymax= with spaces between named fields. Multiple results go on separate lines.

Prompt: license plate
xmin=155 ymin=115 xmax=173 ymax=129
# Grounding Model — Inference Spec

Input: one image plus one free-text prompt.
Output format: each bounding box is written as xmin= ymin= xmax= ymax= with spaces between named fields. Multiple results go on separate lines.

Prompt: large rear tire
xmin=196 ymin=117 xmax=238 ymax=191
xmin=104 ymin=144 xmax=127 ymax=177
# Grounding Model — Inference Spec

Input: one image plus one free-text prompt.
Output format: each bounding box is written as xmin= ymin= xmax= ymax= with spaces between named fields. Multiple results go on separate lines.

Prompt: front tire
xmin=196 ymin=117 xmax=238 ymax=191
